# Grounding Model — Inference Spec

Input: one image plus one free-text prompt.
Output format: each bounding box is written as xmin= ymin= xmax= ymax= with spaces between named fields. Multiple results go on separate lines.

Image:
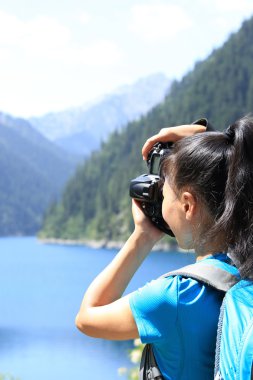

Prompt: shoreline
xmin=38 ymin=237 xmax=180 ymax=252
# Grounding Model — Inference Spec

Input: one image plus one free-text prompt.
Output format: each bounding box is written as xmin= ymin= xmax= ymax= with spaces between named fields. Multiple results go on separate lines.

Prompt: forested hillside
xmin=39 ymin=16 xmax=253 ymax=243
xmin=0 ymin=113 xmax=77 ymax=235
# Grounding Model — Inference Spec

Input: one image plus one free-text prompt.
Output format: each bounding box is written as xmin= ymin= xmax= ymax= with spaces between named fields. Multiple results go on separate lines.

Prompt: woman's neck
xmin=194 ymin=243 xmax=226 ymax=262
xmin=196 ymin=252 xmax=216 ymax=262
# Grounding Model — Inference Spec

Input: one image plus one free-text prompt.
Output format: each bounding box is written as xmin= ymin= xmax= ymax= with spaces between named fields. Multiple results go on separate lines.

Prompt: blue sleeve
xmin=129 ymin=276 xmax=179 ymax=343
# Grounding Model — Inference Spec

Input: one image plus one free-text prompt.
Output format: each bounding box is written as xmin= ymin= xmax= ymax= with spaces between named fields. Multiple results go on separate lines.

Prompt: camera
xmin=129 ymin=142 xmax=174 ymax=236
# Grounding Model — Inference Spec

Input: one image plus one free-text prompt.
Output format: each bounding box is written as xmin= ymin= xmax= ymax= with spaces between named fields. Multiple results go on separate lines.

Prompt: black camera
xmin=129 ymin=142 xmax=174 ymax=236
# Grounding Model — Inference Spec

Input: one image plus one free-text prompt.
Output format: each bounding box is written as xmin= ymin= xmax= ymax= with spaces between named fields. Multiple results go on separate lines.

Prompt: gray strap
xmin=162 ymin=264 xmax=238 ymax=292
xmin=140 ymin=344 xmax=164 ymax=380
xmin=214 ymin=298 xmax=226 ymax=377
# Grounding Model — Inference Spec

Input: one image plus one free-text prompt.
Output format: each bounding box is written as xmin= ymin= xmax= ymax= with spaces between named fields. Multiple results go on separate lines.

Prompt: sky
xmin=0 ymin=0 xmax=253 ymax=118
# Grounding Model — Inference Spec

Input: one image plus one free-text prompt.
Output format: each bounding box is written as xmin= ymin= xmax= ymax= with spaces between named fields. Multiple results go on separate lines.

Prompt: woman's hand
xmin=142 ymin=124 xmax=206 ymax=160
xmin=132 ymin=199 xmax=164 ymax=243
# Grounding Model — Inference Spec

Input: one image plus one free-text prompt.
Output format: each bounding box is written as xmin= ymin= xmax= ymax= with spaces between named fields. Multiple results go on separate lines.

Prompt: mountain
xmin=29 ymin=73 xmax=172 ymax=156
xmin=39 ymin=16 xmax=253 ymax=243
xmin=0 ymin=113 xmax=78 ymax=235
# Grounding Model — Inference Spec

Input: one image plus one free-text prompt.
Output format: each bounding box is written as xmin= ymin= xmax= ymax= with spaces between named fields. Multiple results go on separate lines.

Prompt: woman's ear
xmin=180 ymin=191 xmax=197 ymax=221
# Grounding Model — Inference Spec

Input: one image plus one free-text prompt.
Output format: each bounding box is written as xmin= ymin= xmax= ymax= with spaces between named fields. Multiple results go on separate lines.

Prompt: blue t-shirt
xmin=129 ymin=254 xmax=229 ymax=380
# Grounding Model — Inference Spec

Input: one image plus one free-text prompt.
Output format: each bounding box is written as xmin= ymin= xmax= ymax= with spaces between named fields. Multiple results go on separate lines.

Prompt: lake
xmin=0 ymin=237 xmax=194 ymax=380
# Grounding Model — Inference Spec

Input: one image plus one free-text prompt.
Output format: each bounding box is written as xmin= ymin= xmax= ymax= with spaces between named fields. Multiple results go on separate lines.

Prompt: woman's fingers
xmin=142 ymin=124 xmax=206 ymax=160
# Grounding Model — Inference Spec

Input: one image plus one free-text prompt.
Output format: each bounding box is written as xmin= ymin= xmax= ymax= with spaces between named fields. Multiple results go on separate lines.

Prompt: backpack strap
xmin=139 ymin=344 xmax=164 ymax=380
xmin=162 ymin=262 xmax=239 ymax=292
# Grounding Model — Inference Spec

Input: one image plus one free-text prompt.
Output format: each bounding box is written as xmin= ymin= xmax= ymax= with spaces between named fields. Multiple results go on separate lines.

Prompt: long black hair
xmin=162 ymin=116 xmax=253 ymax=279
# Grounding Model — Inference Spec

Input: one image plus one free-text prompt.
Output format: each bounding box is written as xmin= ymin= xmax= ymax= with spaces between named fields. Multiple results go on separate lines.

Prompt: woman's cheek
xmin=162 ymin=201 xmax=174 ymax=229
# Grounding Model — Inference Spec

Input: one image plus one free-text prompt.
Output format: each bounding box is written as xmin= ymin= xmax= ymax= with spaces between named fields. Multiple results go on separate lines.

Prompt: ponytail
xmin=215 ymin=116 xmax=253 ymax=279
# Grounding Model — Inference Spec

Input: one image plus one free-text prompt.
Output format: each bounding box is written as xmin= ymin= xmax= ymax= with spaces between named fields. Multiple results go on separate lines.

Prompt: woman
xmin=75 ymin=117 xmax=253 ymax=379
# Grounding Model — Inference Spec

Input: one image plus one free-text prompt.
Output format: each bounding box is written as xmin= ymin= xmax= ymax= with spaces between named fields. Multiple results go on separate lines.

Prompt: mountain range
xmin=0 ymin=113 xmax=77 ymax=235
xmin=29 ymin=73 xmax=172 ymax=156
xmin=39 ymin=16 xmax=253 ymax=243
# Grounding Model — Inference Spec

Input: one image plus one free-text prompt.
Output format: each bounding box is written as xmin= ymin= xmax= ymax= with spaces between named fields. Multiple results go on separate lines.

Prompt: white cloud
xmin=22 ymin=16 xmax=71 ymax=51
xmin=129 ymin=3 xmax=192 ymax=43
xmin=78 ymin=11 xmax=91 ymax=25
xmin=0 ymin=10 xmax=23 ymax=45
xmin=27 ymin=38 xmax=123 ymax=66
xmin=70 ymin=40 xmax=123 ymax=66
xmin=0 ymin=11 xmax=70 ymax=48
xmin=0 ymin=47 xmax=12 ymax=63
xmin=0 ymin=9 xmax=122 ymax=65
xmin=213 ymin=0 xmax=253 ymax=13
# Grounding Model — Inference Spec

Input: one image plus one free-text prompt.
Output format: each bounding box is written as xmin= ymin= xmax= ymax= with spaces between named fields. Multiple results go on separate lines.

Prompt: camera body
xmin=129 ymin=142 xmax=174 ymax=236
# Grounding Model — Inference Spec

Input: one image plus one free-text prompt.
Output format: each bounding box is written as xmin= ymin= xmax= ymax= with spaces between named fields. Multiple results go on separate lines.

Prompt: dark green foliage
xmin=0 ymin=116 xmax=77 ymax=235
xmin=40 ymin=17 xmax=253 ymax=242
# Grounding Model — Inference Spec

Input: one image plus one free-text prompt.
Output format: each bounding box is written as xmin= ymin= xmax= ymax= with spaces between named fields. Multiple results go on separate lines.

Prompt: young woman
xmin=75 ymin=116 xmax=253 ymax=379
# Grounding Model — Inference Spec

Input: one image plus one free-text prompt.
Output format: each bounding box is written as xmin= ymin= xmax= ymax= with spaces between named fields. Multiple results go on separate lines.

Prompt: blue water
xmin=0 ymin=237 xmax=194 ymax=379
